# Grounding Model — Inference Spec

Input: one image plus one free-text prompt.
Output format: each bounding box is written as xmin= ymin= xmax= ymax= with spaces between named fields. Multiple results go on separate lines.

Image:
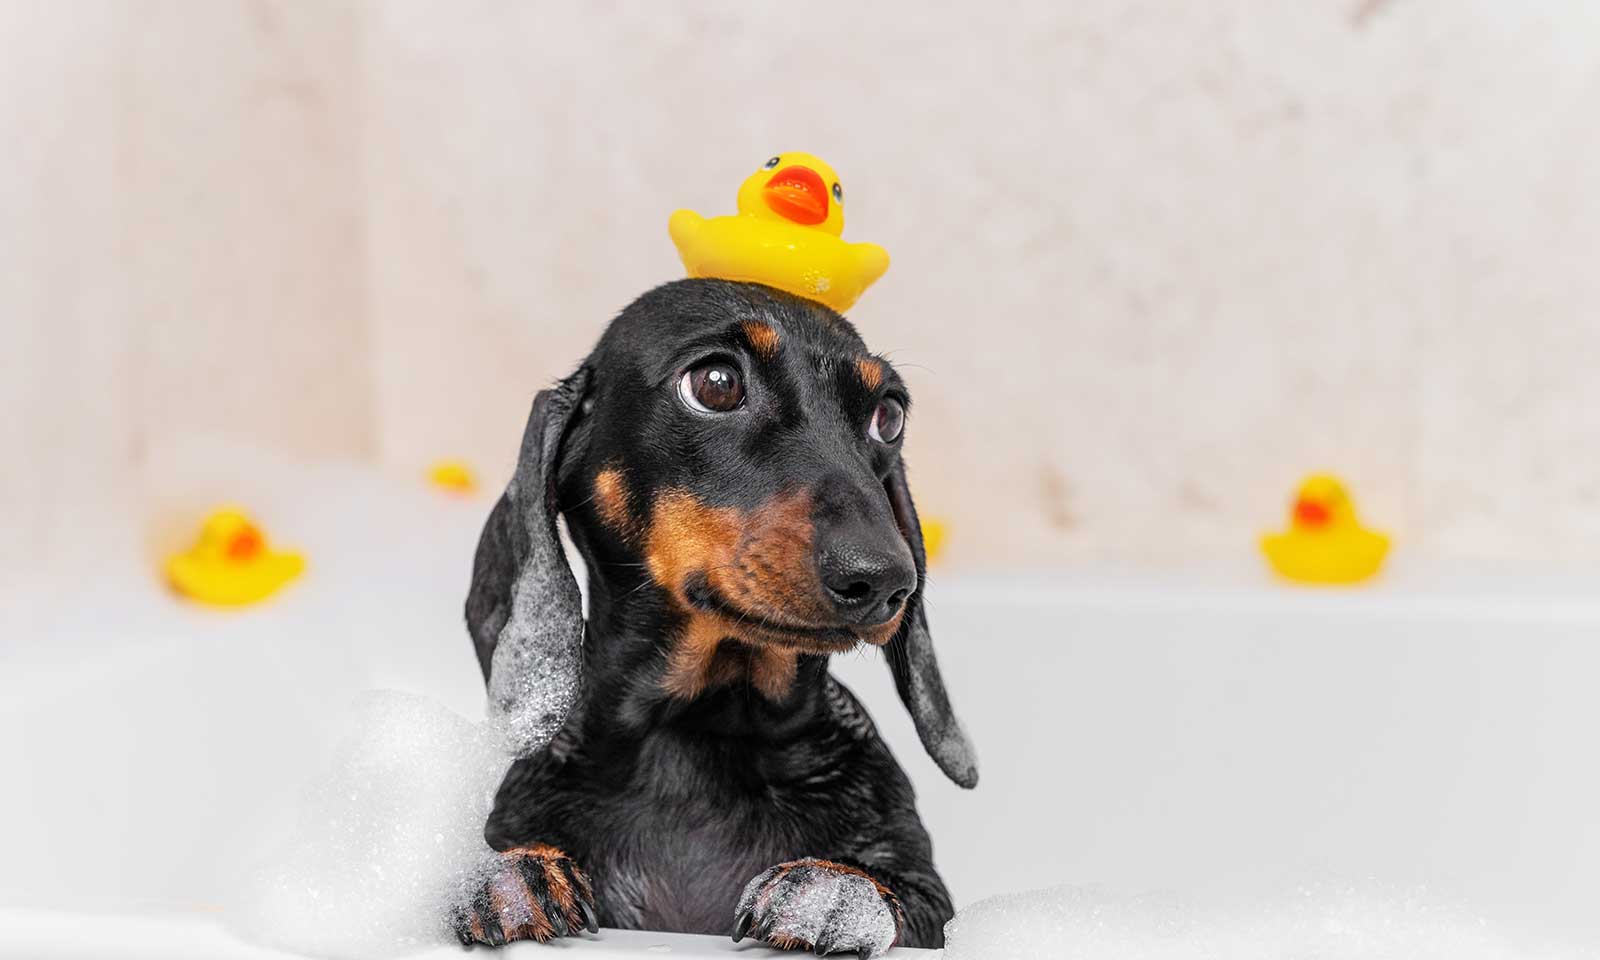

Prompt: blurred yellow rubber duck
xmin=669 ymin=151 xmax=889 ymax=313
xmin=920 ymin=518 xmax=948 ymax=565
xmin=1261 ymin=474 xmax=1390 ymax=585
xmin=166 ymin=507 xmax=305 ymax=606
xmin=428 ymin=459 xmax=478 ymax=495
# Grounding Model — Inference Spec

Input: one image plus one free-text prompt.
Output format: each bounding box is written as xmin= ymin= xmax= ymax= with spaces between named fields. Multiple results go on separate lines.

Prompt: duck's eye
xmin=868 ymin=397 xmax=904 ymax=443
xmin=679 ymin=361 xmax=745 ymax=413
xmin=764 ymin=156 xmax=781 ymax=169
xmin=832 ymin=182 xmax=844 ymax=203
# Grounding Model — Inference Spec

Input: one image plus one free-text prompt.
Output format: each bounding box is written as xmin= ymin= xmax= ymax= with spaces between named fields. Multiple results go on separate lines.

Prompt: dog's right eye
xmin=678 ymin=361 xmax=745 ymax=413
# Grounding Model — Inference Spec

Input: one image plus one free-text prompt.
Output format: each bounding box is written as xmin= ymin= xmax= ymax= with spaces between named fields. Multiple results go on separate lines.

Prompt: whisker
xmin=564 ymin=491 xmax=600 ymax=510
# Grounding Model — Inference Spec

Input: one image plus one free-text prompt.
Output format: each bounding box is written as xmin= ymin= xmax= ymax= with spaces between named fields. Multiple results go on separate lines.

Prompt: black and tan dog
xmin=452 ymin=279 xmax=976 ymax=956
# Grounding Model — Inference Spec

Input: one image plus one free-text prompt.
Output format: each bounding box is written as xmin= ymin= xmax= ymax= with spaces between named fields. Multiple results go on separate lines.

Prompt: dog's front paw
xmin=732 ymin=858 xmax=903 ymax=958
xmin=451 ymin=844 xmax=598 ymax=947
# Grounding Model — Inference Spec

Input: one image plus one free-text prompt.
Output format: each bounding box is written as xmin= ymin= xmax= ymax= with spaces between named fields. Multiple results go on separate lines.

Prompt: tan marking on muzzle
xmin=644 ymin=488 xmax=835 ymax=623
xmin=644 ymin=488 xmax=874 ymax=701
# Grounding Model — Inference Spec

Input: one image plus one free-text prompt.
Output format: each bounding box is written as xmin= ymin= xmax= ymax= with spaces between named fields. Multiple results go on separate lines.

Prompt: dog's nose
xmin=817 ymin=539 xmax=917 ymax=625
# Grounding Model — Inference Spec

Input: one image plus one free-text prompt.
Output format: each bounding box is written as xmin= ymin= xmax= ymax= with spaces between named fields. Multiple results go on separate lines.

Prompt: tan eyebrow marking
xmin=741 ymin=320 xmax=781 ymax=360
xmin=855 ymin=357 xmax=884 ymax=391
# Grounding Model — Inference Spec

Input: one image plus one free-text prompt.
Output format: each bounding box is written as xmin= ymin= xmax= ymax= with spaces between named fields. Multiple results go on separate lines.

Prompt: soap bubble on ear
xmin=228 ymin=691 xmax=508 ymax=958
xmin=943 ymin=883 xmax=1594 ymax=960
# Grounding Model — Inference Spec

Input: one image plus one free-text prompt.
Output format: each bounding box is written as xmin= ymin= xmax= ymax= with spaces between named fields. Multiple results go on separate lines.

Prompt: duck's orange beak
xmin=763 ymin=165 xmax=829 ymax=225
xmin=226 ymin=525 xmax=265 ymax=561
xmin=1293 ymin=496 xmax=1331 ymax=528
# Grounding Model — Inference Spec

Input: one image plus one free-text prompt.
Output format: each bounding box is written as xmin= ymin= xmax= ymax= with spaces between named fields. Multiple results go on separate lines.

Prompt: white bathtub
xmin=838 ymin=570 xmax=1600 ymax=944
xmin=3 ymin=471 xmax=1597 ymax=955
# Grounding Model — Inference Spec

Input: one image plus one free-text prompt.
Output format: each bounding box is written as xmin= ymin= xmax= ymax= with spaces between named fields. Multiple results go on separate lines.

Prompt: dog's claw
xmin=450 ymin=904 xmax=475 ymax=947
xmin=814 ymin=939 xmax=831 ymax=956
xmin=751 ymin=915 xmax=777 ymax=944
xmin=554 ymin=858 xmax=600 ymax=933
xmin=470 ymin=887 xmax=504 ymax=946
xmin=733 ymin=910 xmax=754 ymax=942
xmin=479 ymin=911 xmax=505 ymax=947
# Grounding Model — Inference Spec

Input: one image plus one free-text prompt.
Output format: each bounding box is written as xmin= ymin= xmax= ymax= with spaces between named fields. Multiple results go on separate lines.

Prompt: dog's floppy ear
xmin=466 ymin=367 xmax=590 ymax=757
xmin=883 ymin=458 xmax=979 ymax=789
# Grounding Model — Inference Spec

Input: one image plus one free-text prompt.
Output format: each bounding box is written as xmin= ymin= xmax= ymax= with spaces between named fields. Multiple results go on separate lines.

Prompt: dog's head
xmin=466 ymin=279 xmax=976 ymax=788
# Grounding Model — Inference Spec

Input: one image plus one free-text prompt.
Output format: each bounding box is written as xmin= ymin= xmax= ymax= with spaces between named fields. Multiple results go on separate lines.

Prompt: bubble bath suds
xmin=943 ymin=884 xmax=1595 ymax=960
xmin=229 ymin=691 xmax=509 ymax=959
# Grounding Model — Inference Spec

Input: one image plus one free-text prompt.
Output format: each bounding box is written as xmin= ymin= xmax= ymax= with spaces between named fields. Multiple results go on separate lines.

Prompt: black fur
xmin=465 ymin=279 xmax=973 ymax=950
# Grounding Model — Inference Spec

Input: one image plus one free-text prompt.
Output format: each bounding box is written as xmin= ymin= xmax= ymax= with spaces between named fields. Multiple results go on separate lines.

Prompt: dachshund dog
xmin=452 ymin=279 xmax=977 ymax=957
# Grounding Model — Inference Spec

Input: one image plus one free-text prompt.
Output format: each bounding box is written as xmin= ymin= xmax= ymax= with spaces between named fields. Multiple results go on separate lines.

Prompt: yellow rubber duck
xmin=920 ymin=518 xmax=949 ymax=565
xmin=166 ymin=507 xmax=305 ymax=606
xmin=1261 ymin=474 xmax=1390 ymax=585
xmin=669 ymin=152 xmax=889 ymax=313
xmin=428 ymin=459 xmax=478 ymax=495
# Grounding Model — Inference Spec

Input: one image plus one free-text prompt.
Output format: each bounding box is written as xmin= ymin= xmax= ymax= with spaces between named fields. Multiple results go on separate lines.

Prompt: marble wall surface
xmin=5 ymin=1 xmax=1599 ymax=576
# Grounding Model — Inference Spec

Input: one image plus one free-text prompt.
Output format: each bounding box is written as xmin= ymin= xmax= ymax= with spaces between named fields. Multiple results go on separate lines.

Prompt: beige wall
xmin=2 ymin=2 xmax=371 ymax=575
xmin=6 ymin=1 xmax=1599 ymax=576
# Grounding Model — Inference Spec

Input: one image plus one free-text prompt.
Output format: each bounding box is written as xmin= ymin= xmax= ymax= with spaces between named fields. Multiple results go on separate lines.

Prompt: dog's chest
xmin=591 ymin=796 xmax=783 ymax=933
xmin=578 ymin=737 xmax=827 ymax=934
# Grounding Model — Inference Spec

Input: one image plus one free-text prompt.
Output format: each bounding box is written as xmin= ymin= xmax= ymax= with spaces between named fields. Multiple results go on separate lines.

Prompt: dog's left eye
xmin=679 ymin=361 xmax=745 ymax=413
xmin=868 ymin=398 xmax=904 ymax=443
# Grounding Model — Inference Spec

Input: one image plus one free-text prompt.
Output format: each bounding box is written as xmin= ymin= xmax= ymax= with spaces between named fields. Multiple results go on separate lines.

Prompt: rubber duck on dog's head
xmin=669 ymin=152 xmax=889 ymax=313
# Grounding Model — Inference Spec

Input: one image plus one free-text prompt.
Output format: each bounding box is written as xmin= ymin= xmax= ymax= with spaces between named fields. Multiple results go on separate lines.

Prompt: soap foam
xmin=943 ymin=884 xmax=1596 ymax=960
xmin=229 ymin=691 xmax=508 ymax=959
